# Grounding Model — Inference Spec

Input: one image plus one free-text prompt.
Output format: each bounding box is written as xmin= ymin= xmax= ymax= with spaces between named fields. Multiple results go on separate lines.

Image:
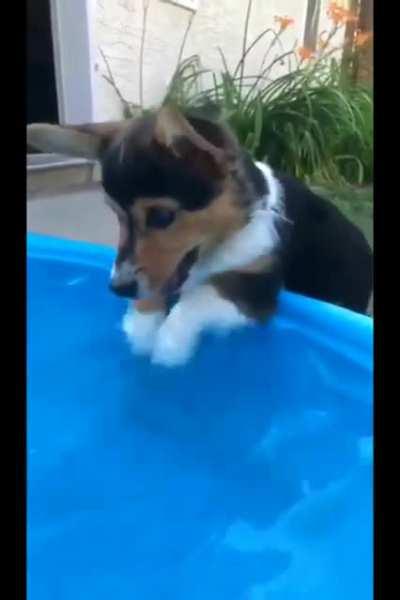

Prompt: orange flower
xmin=327 ymin=2 xmax=358 ymax=26
xmin=297 ymin=46 xmax=315 ymax=62
xmin=355 ymin=31 xmax=373 ymax=47
xmin=274 ymin=15 xmax=295 ymax=32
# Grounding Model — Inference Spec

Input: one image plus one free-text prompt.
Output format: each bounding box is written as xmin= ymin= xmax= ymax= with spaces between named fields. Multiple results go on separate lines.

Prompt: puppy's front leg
xmin=152 ymin=267 xmax=282 ymax=367
xmin=123 ymin=297 xmax=166 ymax=356
xmin=152 ymin=284 xmax=249 ymax=367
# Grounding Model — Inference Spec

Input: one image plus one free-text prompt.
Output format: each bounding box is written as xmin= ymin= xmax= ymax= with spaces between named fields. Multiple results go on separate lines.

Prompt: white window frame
xmin=50 ymin=0 xmax=98 ymax=125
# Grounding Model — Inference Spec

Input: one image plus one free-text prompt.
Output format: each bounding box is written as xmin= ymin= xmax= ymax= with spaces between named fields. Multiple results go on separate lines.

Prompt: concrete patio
xmin=28 ymin=182 xmax=117 ymax=247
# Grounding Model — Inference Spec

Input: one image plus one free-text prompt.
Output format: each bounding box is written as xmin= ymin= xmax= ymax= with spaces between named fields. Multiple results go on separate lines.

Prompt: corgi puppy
xmin=27 ymin=106 xmax=373 ymax=366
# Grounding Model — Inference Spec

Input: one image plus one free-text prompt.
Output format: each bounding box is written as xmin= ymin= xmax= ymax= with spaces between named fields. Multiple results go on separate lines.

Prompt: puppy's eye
xmin=146 ymin=207 xmax=176 ymax=229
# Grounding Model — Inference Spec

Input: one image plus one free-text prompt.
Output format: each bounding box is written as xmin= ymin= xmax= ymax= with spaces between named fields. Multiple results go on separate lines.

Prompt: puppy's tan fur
xmin=125 ymin=189 xmax=247 ymax=295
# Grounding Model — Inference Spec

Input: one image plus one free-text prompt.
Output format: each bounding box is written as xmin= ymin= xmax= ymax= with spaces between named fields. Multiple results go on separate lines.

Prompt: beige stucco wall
xmin=92 ymin=0 xmax=344 ymax=121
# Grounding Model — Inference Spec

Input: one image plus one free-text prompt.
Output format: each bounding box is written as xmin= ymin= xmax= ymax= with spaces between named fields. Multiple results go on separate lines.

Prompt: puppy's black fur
xmin=276 ymin=174 xmax=372 ymax=313
xmin=101 ymin=115 xmax=234 ymax=210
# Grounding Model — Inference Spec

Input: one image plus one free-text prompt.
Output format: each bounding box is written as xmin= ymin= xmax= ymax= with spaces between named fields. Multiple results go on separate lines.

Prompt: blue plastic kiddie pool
xmin=28 ymin=233 xmax=373 ymax=600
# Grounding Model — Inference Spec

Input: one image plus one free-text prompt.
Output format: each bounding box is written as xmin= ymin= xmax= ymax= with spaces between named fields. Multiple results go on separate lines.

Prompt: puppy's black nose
xmin=109 ymin=260 xmax=139 ymax=298
xmin=109 ymin=280 xmax=138 ymax=298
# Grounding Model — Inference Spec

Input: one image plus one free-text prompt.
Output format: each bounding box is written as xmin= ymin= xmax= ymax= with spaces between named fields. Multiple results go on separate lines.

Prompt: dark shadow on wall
xmin=27 ymin=0 xmax=58 ymax=127
xmin=303 ymin=0 xmax=322 ymax=51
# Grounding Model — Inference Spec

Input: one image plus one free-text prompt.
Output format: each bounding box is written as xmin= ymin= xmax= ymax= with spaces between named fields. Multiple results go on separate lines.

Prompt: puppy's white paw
xmin=151 ymin=316 xmax=197 ymax=367
xmin=150 ymin=284 xmax=250 ymax=367
xmin=122 ymin=307 xmax=165 ymax=355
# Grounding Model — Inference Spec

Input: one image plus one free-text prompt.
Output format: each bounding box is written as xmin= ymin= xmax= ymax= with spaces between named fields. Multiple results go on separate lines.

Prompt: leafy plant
xmin=101 ymin=1 xmax=373 ymax=186
xmin=163 ymin=2 xmax=373 ymax=186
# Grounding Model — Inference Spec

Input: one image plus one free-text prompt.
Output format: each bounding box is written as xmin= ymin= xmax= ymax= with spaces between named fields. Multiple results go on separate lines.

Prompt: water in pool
xmin=27 ymin=254 xmax=373 ymax=600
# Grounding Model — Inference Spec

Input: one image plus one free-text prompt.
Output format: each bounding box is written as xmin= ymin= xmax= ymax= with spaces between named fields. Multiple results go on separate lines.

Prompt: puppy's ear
xmin=154 ymin=106 xmax=234 ymax=179
xmin=27 ymin=121 xmax=128 ymax=159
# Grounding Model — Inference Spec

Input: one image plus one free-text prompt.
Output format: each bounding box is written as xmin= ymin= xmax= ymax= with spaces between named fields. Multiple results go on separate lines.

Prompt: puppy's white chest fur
xmin=123 ymin=162 xmax=283 ymax=366
xmin=182 ymin=162 xmax=283 ymax=291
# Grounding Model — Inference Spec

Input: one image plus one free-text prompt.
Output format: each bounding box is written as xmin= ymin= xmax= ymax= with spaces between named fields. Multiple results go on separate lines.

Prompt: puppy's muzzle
xmin=109 ymin=262 xmax=138 ymax=298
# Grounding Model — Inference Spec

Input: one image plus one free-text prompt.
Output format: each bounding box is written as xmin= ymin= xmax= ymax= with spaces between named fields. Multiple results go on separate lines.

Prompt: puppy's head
xmin=27 ymin=107 xmax=256 ymax=299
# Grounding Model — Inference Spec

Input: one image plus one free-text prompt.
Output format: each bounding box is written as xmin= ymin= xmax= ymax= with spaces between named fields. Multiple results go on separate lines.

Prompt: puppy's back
xmin=277 ymin=173 xmax=372 ymax=313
